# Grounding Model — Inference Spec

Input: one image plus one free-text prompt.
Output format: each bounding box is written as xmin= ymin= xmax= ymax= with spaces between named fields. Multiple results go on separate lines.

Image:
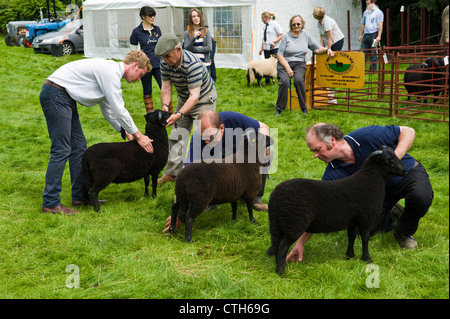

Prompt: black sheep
xmin=403 ymin=57 xmax=447 ymax=102
xmin=81 ymin=110 xmax=171 ymax=212
xmin=267 ymin=146 xmax=407 ymax=275
xmin=170 ymin=130 xmax=274 ymax=242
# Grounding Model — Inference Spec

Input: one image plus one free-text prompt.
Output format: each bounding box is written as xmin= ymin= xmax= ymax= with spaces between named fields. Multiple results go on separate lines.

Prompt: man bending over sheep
xmin=286 ymin=123 xmax=433 ymax=262
xmin=162 ymin=110 xmax=272 ymax=233
xmin=154 ymin=33 xmax=217 ymax=184
xmin=40 ymin=50 xmax=153 ymax=215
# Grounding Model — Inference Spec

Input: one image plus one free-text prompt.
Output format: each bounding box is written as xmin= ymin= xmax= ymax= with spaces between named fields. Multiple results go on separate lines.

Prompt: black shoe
xmin=275 ymin=111 xmax=281 ymax=116
xmin=301 ymin=109 xmax=308 ymax=115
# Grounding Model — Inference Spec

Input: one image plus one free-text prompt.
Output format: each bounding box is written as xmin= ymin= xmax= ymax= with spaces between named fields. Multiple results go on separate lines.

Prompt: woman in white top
xmin=259 ymin=12 xmax=284 ymax=84
xmin=259 ymin=12 xmax=284 ymax=58
xmin=313 ymin=6 xmax=345 ymax=51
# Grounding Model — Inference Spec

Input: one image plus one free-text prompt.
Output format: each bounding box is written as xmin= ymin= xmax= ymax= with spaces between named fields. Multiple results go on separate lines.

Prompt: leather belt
xmin=44 ymin=79 xmax=67 ymax=95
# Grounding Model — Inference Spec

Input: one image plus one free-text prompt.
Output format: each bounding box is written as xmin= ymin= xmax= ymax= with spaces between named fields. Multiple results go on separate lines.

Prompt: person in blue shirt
xmin=130 ymin=6 xmax=163 ymax=113
xmin=162 ymin=110 xmax=272 ymax=233
xmin=359 ymin=0 xmax=384 ymax=70
xmin=286 ymin=123 xmax=433 ymax=262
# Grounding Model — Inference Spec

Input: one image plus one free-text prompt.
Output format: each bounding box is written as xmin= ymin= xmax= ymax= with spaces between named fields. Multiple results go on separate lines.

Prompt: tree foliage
xmin=0 ymin=0 xmax=76 ymax=33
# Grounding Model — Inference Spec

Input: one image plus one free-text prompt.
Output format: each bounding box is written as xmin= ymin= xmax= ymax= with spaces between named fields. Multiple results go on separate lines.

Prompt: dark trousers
xmin=360 ymin=32 xmax=379 ymax=70
xmin=276 ymin=61 xmax=307 ymax=112
xmin=331 ymin=38 xmax=344 ymax=51
xmin=40 ymin=84 xmax=87 ymax=207
xmin=370 ymin=162 xmax=434 ymax=236
xmin=141 ymin=67 xmax=161 ymax=95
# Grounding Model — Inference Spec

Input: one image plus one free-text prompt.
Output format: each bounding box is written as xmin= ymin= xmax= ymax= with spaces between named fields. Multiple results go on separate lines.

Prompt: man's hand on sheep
xmin=162 ymin=215 xmax=181 ymax=233
xmin=129 ymin=131 xmax=154 ymax=153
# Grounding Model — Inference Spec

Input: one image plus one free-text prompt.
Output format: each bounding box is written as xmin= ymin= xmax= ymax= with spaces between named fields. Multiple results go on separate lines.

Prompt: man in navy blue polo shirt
xmin=286 ymin=123 xmax=433 ymax=262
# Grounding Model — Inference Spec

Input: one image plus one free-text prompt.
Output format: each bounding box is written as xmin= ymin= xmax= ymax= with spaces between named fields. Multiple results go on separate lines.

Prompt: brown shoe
xmin=157 ymin=173 xmax=176 ymax=184
xmin=42 ymin=204 xmax=78 ymax=215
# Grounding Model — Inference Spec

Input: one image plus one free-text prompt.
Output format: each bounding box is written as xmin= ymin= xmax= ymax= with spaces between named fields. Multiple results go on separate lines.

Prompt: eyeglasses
xmin=202 ymin=128 xmax=220 ymax=142
xmin=292 ymin=23 xmax=302 ymax=27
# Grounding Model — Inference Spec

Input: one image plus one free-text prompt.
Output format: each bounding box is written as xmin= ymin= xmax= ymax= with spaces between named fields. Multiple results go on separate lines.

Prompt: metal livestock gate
xmin=310 ymin=45 xmax=449 ymax=122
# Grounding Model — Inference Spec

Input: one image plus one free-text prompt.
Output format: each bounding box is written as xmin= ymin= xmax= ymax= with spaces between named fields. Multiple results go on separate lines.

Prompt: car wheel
xmin=62 ymin=42 xmax=75 ymax=55
xmin=15 ymin=34 xmax=26 ymax=46
xmin=5 ymin=34 xmax=16 ymax=46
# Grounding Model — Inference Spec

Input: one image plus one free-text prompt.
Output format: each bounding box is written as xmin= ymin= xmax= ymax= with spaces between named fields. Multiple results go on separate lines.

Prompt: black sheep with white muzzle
xmin=267 ymin=146 xmax=407 ymax=275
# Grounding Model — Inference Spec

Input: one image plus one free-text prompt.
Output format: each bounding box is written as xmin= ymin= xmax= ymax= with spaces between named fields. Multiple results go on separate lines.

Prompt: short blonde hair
xmin=123 ymin=50 xmax=151 ymax=71
xmin=289 ymin=15 xmax=306 ymax=32
xmin=313 ymin=7 xmax=325 ymax=20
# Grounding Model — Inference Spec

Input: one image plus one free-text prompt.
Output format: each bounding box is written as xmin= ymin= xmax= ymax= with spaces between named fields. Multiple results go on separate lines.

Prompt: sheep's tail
xmin=267 ymin=200 xmax=281 ymax=257
xmin=173 ymin=182 xmax=189 ymax=224
xmin=247 ymin=67 xmax=256 ymax=83
xmin=81 ymin=155 xmax=92 ymax=201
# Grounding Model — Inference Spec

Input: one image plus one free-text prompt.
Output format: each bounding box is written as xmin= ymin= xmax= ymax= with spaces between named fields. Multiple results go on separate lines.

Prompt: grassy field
xmin=0 ymin=36 xmax=448 ymax=302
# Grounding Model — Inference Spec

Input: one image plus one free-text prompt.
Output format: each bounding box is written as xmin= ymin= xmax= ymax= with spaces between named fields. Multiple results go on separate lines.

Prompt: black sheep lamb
xmin=81 ymin=110 xmax=170 ymax=212
xmin=170 ymin=130 xmax=274 ymax=242
xmin=267 ymin=146 xmax=407 ymax=275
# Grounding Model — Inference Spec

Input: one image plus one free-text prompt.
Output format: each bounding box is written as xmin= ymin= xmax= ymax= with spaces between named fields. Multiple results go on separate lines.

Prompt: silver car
xmin=32 ymin=19 xmax=83 ymax=55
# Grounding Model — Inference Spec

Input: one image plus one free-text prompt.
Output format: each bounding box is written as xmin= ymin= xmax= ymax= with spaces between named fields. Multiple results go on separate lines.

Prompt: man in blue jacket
xmin=286 ymin=123 xmax=433 ymax=262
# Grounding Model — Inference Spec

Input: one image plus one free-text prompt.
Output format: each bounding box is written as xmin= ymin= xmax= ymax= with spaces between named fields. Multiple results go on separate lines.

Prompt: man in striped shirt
xmin=155 ymin=33 xmax=217 ymax=183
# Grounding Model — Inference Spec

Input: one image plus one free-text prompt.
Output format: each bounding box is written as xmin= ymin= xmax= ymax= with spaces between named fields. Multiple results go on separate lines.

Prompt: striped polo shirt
xmin=160 ymin=49 xmax=213 ymax=101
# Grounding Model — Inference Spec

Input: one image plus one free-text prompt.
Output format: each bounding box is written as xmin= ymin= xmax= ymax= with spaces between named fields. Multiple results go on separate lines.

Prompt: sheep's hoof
xmin=250 ymin=219 xmax=260 ymax=226
xmin=362 ymin=256 xmax=373 ymax=263
xmin=267 ymin=246 xmax=276 ymax=257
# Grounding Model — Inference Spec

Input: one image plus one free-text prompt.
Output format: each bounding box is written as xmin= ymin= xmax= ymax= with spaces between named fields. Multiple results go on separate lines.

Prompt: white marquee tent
xmin=82 ymin=0 xmax=363 ymax=69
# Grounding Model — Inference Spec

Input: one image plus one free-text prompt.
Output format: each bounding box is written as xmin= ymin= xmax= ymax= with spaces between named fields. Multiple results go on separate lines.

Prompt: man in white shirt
xmin=40 ymin=50 xmax=152 ymax=215
xmin=359 ymin=0 xmax=384 ymax=70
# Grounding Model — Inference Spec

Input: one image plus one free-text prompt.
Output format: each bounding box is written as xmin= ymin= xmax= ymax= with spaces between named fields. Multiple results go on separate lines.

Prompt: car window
xmin=58 ymin=19 xmax=83 ymax=32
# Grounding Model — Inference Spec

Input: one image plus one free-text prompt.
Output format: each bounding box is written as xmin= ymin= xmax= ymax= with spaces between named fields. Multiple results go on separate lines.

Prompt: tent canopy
xmin=82 ymin=0 xmax=362 ymax=69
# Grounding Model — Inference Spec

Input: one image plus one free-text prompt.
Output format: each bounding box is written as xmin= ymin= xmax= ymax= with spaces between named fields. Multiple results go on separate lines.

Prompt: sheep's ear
xmin=372 ymin=150 xmax=383 ymax=156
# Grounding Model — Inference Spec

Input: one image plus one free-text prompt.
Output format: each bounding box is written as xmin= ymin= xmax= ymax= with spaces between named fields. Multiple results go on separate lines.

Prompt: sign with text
xmin=316 ymin=52 xmax=365 ymax=89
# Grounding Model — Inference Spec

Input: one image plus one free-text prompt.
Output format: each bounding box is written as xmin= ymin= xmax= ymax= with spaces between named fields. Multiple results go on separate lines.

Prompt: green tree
xmin=0 ymin=0 xmax=78 ymax=33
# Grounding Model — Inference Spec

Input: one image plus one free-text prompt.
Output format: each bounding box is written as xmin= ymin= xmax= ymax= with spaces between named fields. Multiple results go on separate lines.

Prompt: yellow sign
xmin=316 ymin=52 xmax=365 ymax=89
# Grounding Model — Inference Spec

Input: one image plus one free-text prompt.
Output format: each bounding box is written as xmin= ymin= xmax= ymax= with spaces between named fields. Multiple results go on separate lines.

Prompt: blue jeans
xmin=40 ymin=84 xmax=87 ymax=207
xmin=361 ymin=32 xmax=379 ymax=70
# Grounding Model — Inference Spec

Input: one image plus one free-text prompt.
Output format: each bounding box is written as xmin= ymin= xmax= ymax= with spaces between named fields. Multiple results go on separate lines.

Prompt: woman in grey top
xmin=275 ymin=15 xmax=333 ymax=115
xmin=183 ymin=8 xmax=213 ymax=68
xmin=313 ymin=6 xmax=345 ymax=51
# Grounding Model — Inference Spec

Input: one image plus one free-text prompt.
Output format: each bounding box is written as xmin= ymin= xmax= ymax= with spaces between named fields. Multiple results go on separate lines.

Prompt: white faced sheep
xmin=246 ymin=56 xmax=278 ymax=87
xmin=170 ymin=130 xmax=274 ymax=243
xmin=404 ymin=57 xmax=447 ymax=103
xmin=81 ymin=110 xmax=171 ymax=212
xmin=267 ymin=146 xmax=407 ymax=275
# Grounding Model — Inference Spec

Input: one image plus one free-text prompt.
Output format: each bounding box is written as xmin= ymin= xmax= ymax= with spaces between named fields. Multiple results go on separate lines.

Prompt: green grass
xmin=0 ymin=36 xmax=448 ymax=300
